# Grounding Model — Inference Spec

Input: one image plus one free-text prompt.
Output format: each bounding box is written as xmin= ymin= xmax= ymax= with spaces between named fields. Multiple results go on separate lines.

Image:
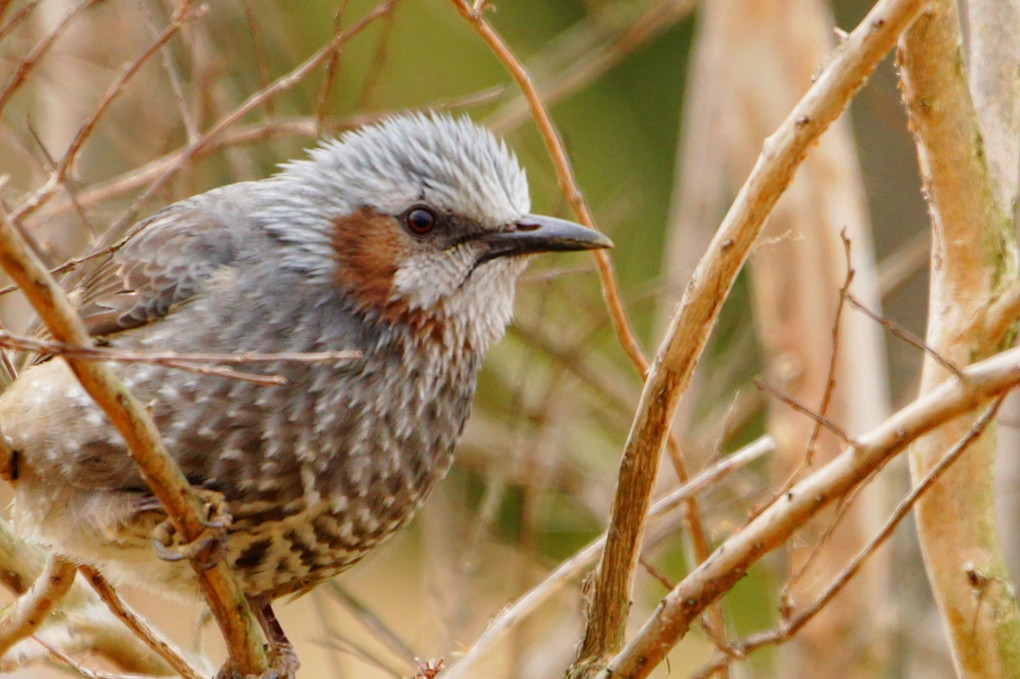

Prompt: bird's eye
xmin=404 ymin=207 xmax=437 ymax=235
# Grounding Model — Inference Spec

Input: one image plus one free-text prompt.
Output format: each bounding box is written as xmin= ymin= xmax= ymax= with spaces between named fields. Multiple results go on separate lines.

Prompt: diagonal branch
xmin=79 ymin=566 xmax=203 ymax=679
xmin=604 ymin=345 xmax=1020 ymax=678
xmin=562 ymin=0 xmax=927 ymax=674
xmin=690 ymin=396 xmax=1006 ymax=678
xmin=0 ymin=206 xmax=268 ymax=675
xmin=441 ymin=436 xmax=774 ymax=679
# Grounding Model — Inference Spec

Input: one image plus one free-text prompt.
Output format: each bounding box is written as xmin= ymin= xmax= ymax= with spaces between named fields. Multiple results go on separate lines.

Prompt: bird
xmin=0 ymin=113 xmax=611 ymax=673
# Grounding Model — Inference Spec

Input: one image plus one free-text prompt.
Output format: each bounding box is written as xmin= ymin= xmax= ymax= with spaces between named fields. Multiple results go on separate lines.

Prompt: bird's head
xmin=263 ymin=113 xmax=611 ymax=351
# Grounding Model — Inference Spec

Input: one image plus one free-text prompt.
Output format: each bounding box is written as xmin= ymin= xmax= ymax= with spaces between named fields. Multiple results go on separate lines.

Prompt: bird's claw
xmin=152 ymin=489 xmax=231 ymax=570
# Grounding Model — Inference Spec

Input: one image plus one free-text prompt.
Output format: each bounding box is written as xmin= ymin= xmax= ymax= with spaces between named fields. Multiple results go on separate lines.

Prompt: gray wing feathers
xmin=75 ymin=203 xmax=241 ymax=338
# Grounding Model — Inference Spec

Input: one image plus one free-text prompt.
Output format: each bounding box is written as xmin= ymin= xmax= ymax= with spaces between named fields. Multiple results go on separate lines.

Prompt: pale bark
xmin=900 ymin=1 xmax=1020 ymax=676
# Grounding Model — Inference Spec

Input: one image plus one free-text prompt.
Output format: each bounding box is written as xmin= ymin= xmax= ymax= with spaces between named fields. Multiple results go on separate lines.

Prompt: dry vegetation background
xmin=0 ymin=0 xmax=1019 ymax=678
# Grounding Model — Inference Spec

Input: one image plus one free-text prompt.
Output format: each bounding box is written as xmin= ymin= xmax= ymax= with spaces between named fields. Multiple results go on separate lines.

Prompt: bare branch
xmin=0 ymin=205 xmax=268 ymax=674
xmin=0 ymin=557 xmax=76 ymax=656
xmin=79 ymin=566 xmax=203 ymax=679
xmin=564 ymin=0 xmax=927 ymax=673
xmin=441 ymin=436 xmax=774 ymax=679
xmin=604 ymin=344 xmax=1020 ymax=678
xmin=691 ymin=396 xmax=1006 ymax=678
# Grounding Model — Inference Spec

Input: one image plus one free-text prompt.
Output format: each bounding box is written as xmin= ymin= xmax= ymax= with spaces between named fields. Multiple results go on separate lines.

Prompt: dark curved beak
xmin=477 ymin=214 xmax=613 ymax=263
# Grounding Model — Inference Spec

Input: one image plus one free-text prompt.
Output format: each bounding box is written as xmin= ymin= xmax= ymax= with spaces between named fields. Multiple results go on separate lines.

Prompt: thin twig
xmin=141 ymin=0 xmax=199 ymax=143
xmin=9 ymin=1 xmax=207 ymax=223
xmin=240 ymin=0 xmax=274 ymax=119
xmin=36 ymin=637 xmax=138 ymax=679
xmin=754 ymin=378 xmax=854 ymax=445
xmin=488 ymin=0 xmax=696 ymax=134
xmin=803 ymin=229 xmax=855 ymax=463
xmin=25 ymin=83 xmax=505 ymax=228
xmin=324 ymin=583 xmax=418 ymax=665
xmin=846 ymin=292 xmax=965 ymax=378
xmin=0 ymin=0 xmax=40 ymax=43
xmin=357 ymin=3 xmax=397 ymax=109
xmin=0 ymin=557 xmax=76 ymax=656
xmin=0 ymin=329 xmax=360 ymax=386
xmin=449 ymin=0 xmax=649 ymax=378
xmin=14 ymin=0 xmax=393 ymax=233
xmin=79 ymin=566 xmax=203 ymax=679
xmin=0 ymin=0 xmax=106 ymax=111
xmin=779 ymin=467 xmax=876 ymax=605
xmin=315 ymin=1 xmax=351 ymax=130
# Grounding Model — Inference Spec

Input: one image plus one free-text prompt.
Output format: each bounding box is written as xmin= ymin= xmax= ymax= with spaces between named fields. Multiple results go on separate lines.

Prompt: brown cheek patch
xmin=332 ymin=208 xmax=406 ymax=309
xmin=332 ymin=209 xmax=449 ymax=340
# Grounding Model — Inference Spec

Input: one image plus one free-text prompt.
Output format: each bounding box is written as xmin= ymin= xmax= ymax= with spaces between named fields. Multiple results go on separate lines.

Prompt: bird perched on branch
xmin=0 ymin=114 xmax=610 ymax=672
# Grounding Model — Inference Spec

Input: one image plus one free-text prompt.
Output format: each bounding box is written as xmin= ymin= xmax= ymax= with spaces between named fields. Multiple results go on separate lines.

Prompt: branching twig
xmin=0 ymin=519 xmax=177 ymax=674
xmin=0 ymin=0 xmax=106 ymax=111
xmin=441 ymin=436 xmax=774 ymax=679
xmin=9 ymin=1 xmax=207 ymax=223
xmin=14 ymin=0 xmax=396 ymax=238
xmin=690 ymin=396 xmax=1006 ymax=679
xmin=602 ymin=344 xmax=1020 ymax=678
xmin=561 ymin=1 xmax=927 ymax=673
xmin=22 ymin=83 xmax=505 ymax=229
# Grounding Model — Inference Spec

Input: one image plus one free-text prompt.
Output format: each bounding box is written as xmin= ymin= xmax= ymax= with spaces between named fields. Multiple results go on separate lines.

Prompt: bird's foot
xmin=215 ymin=643 xmax=299 ymax=679
xmin=152 ymin=488 xmax=231 ymax=570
